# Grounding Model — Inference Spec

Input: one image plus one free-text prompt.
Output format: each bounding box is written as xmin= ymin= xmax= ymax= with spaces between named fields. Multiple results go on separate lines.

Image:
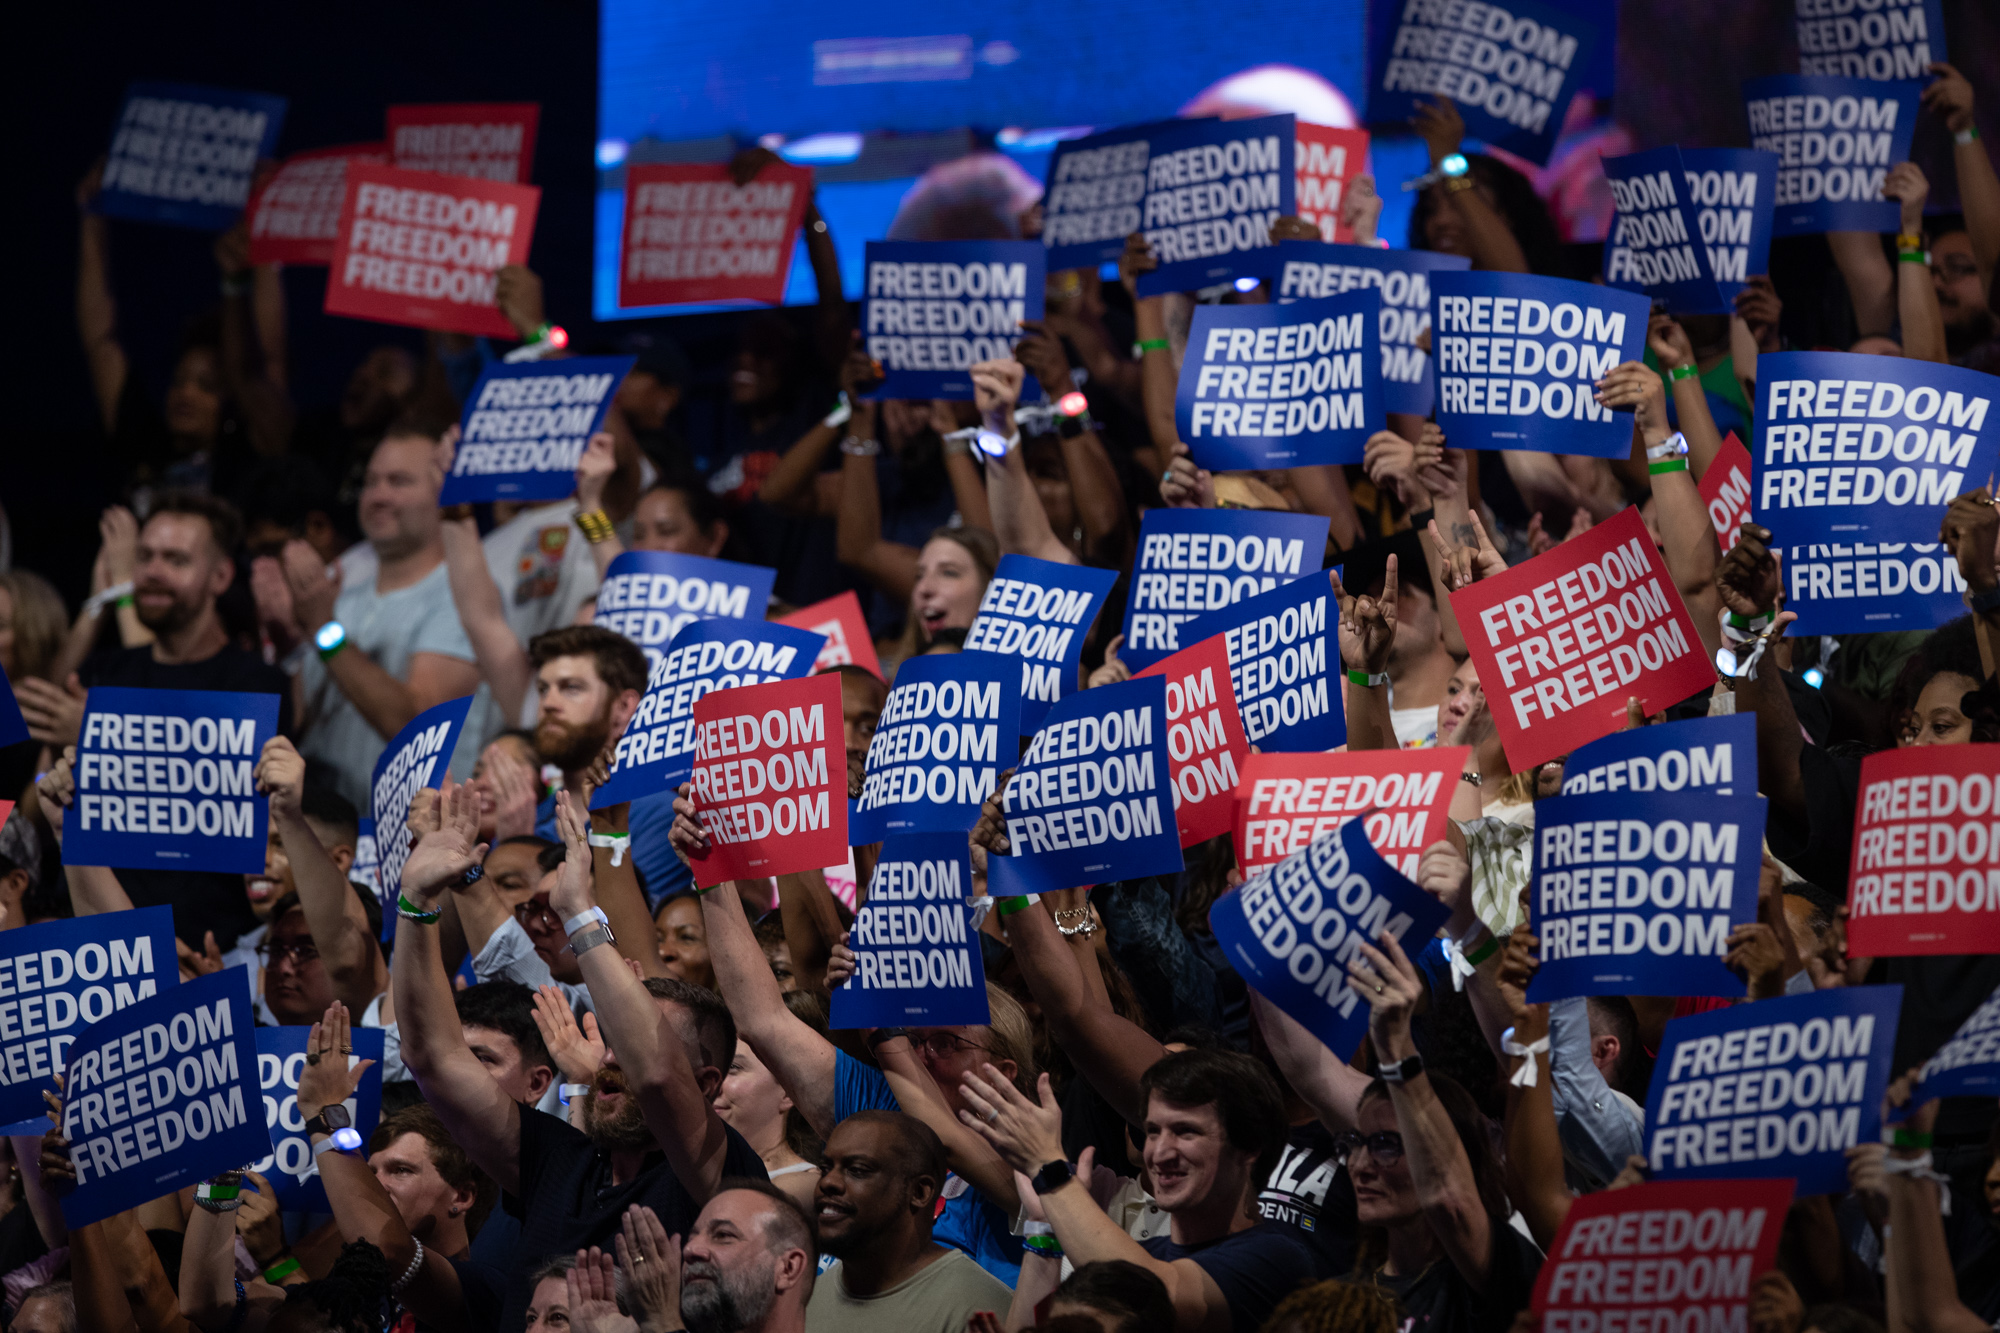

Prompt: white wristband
xmin=1882 ymin=1151 xmax=1951 ymax=1214
xmin=84 ymin=581 xmax=134 ymax=617
xmin=1500 ymin=1027 xmax=1551 ymax=1088
xmin=563 ymin=906 xmax=609 ymax=937
xmin=586 ymin=832 xmax=629 ymax=867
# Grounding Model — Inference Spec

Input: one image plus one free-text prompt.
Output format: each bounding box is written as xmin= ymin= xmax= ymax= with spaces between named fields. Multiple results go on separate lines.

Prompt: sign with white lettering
xmin=1560 ymin=715 xmax=1753 ymax=799
xmin=986 ymin=677 xmax=1182 ymax=895
xmin=830 ymin=834 xmax=988 ymax=1029
xmin=440 ymin=357 xmax=634 ymax=504
xmin=964 ymin=556 xmax=1118 ymax=734
xmin=1918 ymin=982 xmax=2000 ymax=1100
xmin=1644 ymin=986 xmax=1900 ymax=1194
xmin=1137 ymin=116 xmax=1296 ymax=296
xmin=96 ymin=82 xmax=288 ymax=231
xmin=1603 ymin=147 xmax=1726 ymax=315
xmin=849 ymin=652 xmax=1020 ymax=843
xmin=1294 ymin=124 xmax=1371 ymax=244
xmin=1180 ymin=572 xmax=1342 ymax=754
xmin=686 ymin=674 xmax=846 ymax=887
xmin=386 ymin=103 xmax=539 ymax=184
xmin=1847 ymin=744 xmax=2000 ymax=957
xmin=594 ymin=551 xmax=776 ymax=667
xmin=1700 ymin=432 xmax=1754 ymax=552
xmin=774 ymin=592 xmax=884 ymax=680
xmin=1176 ymin=291 xmax=1384 ymax=470
xmin=1135 ymin=635 xmax=1253 ymax=847
xmin=1210 ymin=817 xmax=1451 ymax=1058
xmin=370 ymin=696 xmax=474 ymax=907
xmin=1121 ymin=509 xmax=1328 ymax=673
xmin=1260 ymin=241 xmax=1470 ymax=416
xmin=1677 ymin=151 xmax=1778 ymax=307
xmin=59 ymin=968 xmax=267 ymax=1228
xmin=69 ymin=688 xmax=281 ymax=875
xmin=247 ymin=144 xmax=389 ymax=266
xmin=862 ymin=241 xmax=1045 ymax=399
xmin=619 ymin=162 xmax=811 ymax=307
xmin=1235 ymin=748 xmax=1469 ymax=879
xmin=0 ymin=908 xmax=177 ymax=1128
xmin=1743 ymin=76 xmax=1920 ymax=235
xmin=1431 ymin=271 xmax=1651 ymax=457
xmin=1795 ymin=0 xmax=1946 ymax=81
xmin=253 ymin=1026 xmax=384 ymax=1212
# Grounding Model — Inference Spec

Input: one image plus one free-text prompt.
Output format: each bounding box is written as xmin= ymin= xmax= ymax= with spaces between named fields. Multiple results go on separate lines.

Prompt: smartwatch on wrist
xmin=1031 ymin=1159 xmax=1075 ymax=1195
xmin=1378 ymin=1053 xmax=1426 ymax=1085
xmin=304 ymin=1104 xmax=353 ymax=1137
xmin=314 ymin=621 xmax=349 ymax=662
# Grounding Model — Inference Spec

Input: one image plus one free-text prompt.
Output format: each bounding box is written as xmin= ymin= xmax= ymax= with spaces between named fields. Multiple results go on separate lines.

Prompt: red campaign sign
xmin=1533 ymin=1178 xmax=1793 ymax=1333
xmin=776 ymin=592 xmax=884 ymax=681
xmin=1135 ymin=633 xmax=1251 ymax=847
xmin=619 ymin=163 xmax=811 ymax=307
xmin=1294 ymin=124 xmax=1370 ymax=244
xmin=324 ymin=164 xmax=541 ymax=340
xmin=1452 ymin=507 xmax=1713 ymax=773
xmin=687 ymin=673 xmax=847 ymax=888
xmin=247 ymin=143 xmax=387 ymax=266
xmin=1848 ymin=743 xmax=2000 ymax=956
xmin=1233 ymin=747 xmax=1467 ymax=878
xmin=1700 ymin=433 xmax=1754 ymax=553
xmin=386 ymin=103 xmax=540 ymax=184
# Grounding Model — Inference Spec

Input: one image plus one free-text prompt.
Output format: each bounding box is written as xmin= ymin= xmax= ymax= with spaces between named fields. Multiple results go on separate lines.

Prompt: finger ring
xmin=633 ymin=1255 xmax=646 ymax=1265
xmin=984 ymin=1107 xmax=1000 ymax=1124
xmin=340 ymin=1046 xmax=352 ymax=1055
xmin=1162 ymin=470 xmax=1174 ymax=485
xmin=305 ymin=1053 xmax=320 ymax=1066
xmin=1375 ymin=983 xmax=1385 ymax=994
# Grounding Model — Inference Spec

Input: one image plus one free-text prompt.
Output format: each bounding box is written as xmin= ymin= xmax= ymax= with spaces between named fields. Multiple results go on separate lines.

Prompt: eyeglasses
xmin=515 ymin=900 xmax=562 ymax=932
xmin=916 ymin=1032 xmax=989 ymax=1060
xmin=1931 ymin=257 xmax=1981 ymax=282
xmin=1332 ymin=1130 xmax=1406 ymax=1167
xmin=257 ymin=940 xmax=320 ymax=968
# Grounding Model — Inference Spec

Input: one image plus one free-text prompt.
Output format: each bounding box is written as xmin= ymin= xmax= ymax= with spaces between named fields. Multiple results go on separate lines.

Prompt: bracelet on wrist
xmin=262 ymin=1255 xmax=302 ymax=1284
xmin=1463 ymin=934 xmax=1502 ymax=966
xmin=839 ymin=436 xmax=881 ymax=458
xmin=1667 ymin=363 xmax=1698 ymax=382
xmin=995 ymin=893 xmax=1037 ymax=918
xmin=396 ymin=893 xmax=442 ymax=924
xmin=1649 ymin=459 xmax=1689 ymax=475
xmin=1460 ymin=769 xmax=1483 ymax=787
xmin=1133 ymin=337 xmax=1169 ymax=356
xmin=1345 ymin=667 xmax=1389 ymax=688
xmin=575 ymin=509 xmax=617 ymax=544
xmin=1957 ymin=126 xmax=1982 ymax=147
xmin=1898 ymin=249 xmax=1930 ymax=265
xmin=1891 ymin=1126 xmax=1934 ymax=1150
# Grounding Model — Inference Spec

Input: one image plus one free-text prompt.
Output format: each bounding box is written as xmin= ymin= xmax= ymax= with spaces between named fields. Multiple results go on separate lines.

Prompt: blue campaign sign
xmin=1527 ymin=789 xmax=1767 ymax=1002
xmin=1431 ymin=271 xmax=1650 ymax=458
xmin=829 ymin=834 xmax=989 ymax=1029
xmin=1042 ymin=118 xmax=1195 ymax=273
xmin=1603 ymin=148 xmax=1726 ymax=315
xmin=67 ymin=687 xmax=281 ymax=876
xmin=595 ymin=550 xmax=777 ymax=668
xmin=1782 ymin=539 xmax=1965 ymax=636
xmin=985 ymin=677 xmax=1183 ymax=896
xmin=1679 ymin=150 xmax=1779 ymax=306
xmin=595 ymin=619 xmax=824 ymax=808
xmin=850 ymin=651 xmax=1019 ymax=843
xmin=1752 ymin=352 xmax=2000 ymax=547
xmin=1918 ymin=984 xmax=2000 ymax=1100
xmin=1176 ymin=291 xmax=1383 ymax=471
xmin=965 ymin=556 xmax=1118 ymax=735
xmin=1796 ymin=0 xmax=1946 ymax=82
xmin=0 ymin=667 xmax=26 ymax=748
xmin=440 ymin=356 xmax=636 ymax=505
xmin=1210 ymin=817 xmax=1450 ymax=1059
xmin=1560 ymin=714 xmax=1755 ymax=799
xmin=370 ymin=696 xmax=473 ymax=908
xmin=1181 ymin=571 xmax=1341 ymax=754
xmin=253 ymin=1026 xmax=385 ymax=1212
xmin=1744 ymin=77 xmax=1921 ymax=236
xmin=1365 ymin=0 xmax=1599 ymax=166
xmin=96 ymin=82 xmax=288 ymax=231
xmin=1645 ymin=986 xmax=1902 ymax=1196
xmin=0 ymin=908 xmax=178 ymax=1128
xmin=1135 ymin=115 xmax=1295 ymax=296
xmin=1122 ymin=509 xmax=1329 ymax=673
xmin=862 ymin=241 xmax=1045 ymax=399
xmin=58 ymin=967 xmax=267 ymax=1229
xmin=350 ymin=818 xmax=380 ymax=897
xmin=1260 ymin=241 xmax=1470 ymax=416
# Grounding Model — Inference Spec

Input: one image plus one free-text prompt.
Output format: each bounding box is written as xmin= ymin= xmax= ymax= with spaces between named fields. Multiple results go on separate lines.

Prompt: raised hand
xmin=297 ymin=1001 xmax=376 ymax=1113
xmin=825 ymin=933 xmax=857 ymax=990
xmin=1733 ymin=276 xmax=1783 ymax=356
xmin=1159 ymin=438 xmax=1215 ymax=509
xmin=548 ymin=791 xmax=596 ymax=919
xmin=1714 ymin=522 xmax=1782 ymax=618
xmin=1340 ymin=174 xmax=1384 ymax=247
xmin=401 ymin=777 xmax=488 ymax=905
xmin=970 ymin=358 xmax=1025 ymax=433
xmin=1922 ymin=62 xmax=1976 ymax=134
xmin=1348 ymin=929 xmax=1424 ymax=1053
xmin=576 ymin=432 xmax=618 ymax=512
xmin=1119 ymin=231 xmax=1160 ymax=298
xmin=1882 ymin=161 xmax=1929 ymax=237
xmin=1014 ymin=320 xmax=1075 ymax=400
xmin=1333 ymin=557 xmax=1398 ymax=676
xmin=569 ymin=1247 xmax=637 ymax=1333
xmin=99 ymin=505 xmax=140 ymax=587
xmin=614 ymin=1204 xmax=683 ymax=1333
xmin=668 ymin=782 xmax=711 ymax=869
xmin=1411 ymin=96 xmax=1466 ymax=166
xmin=280 ymin=539 xmax=339 ymax=636
xmin=958 ymin=1067 xmax=1066 ymax=1174
xmin=1086 ymin=635 xmax=1130 ymax=689
xmin=254 ymin=735 xmax=309 ymax=822
xmin=1646 ymin=314 xmax=1696 ymax=375
xmin=532 ymin=984 xmax=606 ymax=1083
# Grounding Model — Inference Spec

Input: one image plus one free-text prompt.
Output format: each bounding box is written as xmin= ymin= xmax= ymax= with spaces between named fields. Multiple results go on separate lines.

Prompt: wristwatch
xmin=1378 ymin=1053 xmax=1425 ymax=1085
xmin=304 ymin=1104 xmax=353 ymax=1137
xmin=1031 ymin=1159 xmax=1075 ymax=1195
xmin=865 ymin=1027 xmax=912 ymax=1050
xmin=569 ymin=922 xmax=616 ymax=957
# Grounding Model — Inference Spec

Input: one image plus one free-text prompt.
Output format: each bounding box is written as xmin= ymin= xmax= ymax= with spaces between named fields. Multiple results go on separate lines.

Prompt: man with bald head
xmin=666 ymin=1180 xmax=817 ymax=1333
xmin=808 ymin=1110 xmax=1011 ymax=1332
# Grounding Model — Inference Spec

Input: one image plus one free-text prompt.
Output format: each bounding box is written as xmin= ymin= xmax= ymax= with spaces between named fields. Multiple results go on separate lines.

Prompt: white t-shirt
xmin=1390 ymin=704 xmax=1440 ymax=748
xmin=466 ymin=502 xmax=601 ymax=743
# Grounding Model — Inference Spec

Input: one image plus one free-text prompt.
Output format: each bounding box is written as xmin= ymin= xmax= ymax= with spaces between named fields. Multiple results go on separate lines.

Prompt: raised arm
xmin=761 ymin=342 xmax=874 ymax=516
xmin=1411 ymin=99 xmax=1528 ymax=273
xmin=441 ymin=500 xmax=534 ymax=725
xmin=1250 ymin=991 xmax=1371 ymax=1131
xmin=1017 ymin=323 xmax=1131 ymax=565
xmin=255 ymin=737 xmax=387 ymax=1012
xmin=1942 ymin=490 xmax=2000 ymax=680
xmin=35 ymin=750 xmax=137 ymax=917
xmin=1123 ymin=233 xmax=1180 ymax=467
xmin=392 ymin=779 xmax=524 ymax=1194
xmin=775 ymin=869 xmax=843 ymax=995
xmin=975 ymin=359 xmax=1077 ymax=563
xmin=1333 ymin=561 xmax=1400 ymax=753
xmin=590 ymin=794 xmax=672 ymax=977
xmin=1827 ymin=229 xmax=1895 ymax=342
xmin=1881 ymin=1080 xmax=1989 ymax=1333
xmin=1354 ymin=930 xmax=1497 ymax=1290
xmin=1491 ymin=922 xmax=1571 ymax=1248
xmin=75 ymin=162 xmax=128 ymax=436
xmin=867 ymin=1031 xmax=1021 ymax=1214
xmin=1924 ymin=65 xmax=2000 ymax=291
xmin=832 ymin=402 xmax=922 ymax=605
xmin=1715 ymin=526 xmax=1805 ymax=830
xmin=551 ymin=792 xmax=729 ymax=1201
xmin=180 ymin=1173 xmax=286 ymax=1331
xmin=213 ymin=218 xmax=294 ymax=458
xmin=1885 ymin=164 xmax=1947 ymax=364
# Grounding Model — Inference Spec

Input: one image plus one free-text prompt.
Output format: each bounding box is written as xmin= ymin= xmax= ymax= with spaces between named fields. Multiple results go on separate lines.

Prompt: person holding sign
xmin=393 ymin=779 xmax=764 ymax=1329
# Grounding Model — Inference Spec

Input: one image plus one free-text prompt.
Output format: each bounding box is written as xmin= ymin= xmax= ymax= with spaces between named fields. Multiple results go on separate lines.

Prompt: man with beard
xmin=287 ymin=424 xmax=481 ymax=811
xmin=394 ymin=779 xmax=766 ymax=1330
xmin=524 ymin=626 xmax=645 ymax=828
xmin=807 ymin=1111 xmax=1011 ymax=1331
xmin=654 ymin=1181 xmax=816 ymax=1333
xmin=58 ymin=490 xmax=294 ymax=948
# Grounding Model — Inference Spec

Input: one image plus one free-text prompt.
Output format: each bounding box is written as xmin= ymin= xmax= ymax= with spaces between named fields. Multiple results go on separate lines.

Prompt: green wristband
xmin=1891 ymin=1127 xmax=1934 ymax=1149
xmin=1463 ymin=934 xmax=1502 ymax=967
xmin=396 ymin=893 xmax=441 ymax=924
xmin=1898 ymin=249 xmax=1929 ymax=264
xmin=1346 ymin=668 xmax=1389 ymax=688
xmin=1133 ymin=338 xmax=1169 ymax=355
xmin=1668 ymin=363 xmax=1698 ymax=382
xmin=995 ymin=894 xmax=1035 ymax=917
xmin=263 ymin=1256 xmax=302 ymax=1283
xmin=1649 ymin=459 xmax=1689 ymax=475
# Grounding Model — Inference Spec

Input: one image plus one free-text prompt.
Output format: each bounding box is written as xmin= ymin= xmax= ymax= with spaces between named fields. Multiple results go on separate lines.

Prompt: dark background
xmin=14 ymin=0 xmax=1999 ymax=606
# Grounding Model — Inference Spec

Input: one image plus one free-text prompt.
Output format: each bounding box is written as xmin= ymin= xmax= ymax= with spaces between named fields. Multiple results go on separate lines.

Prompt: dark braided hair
xmin=281 ymin=1239 xmax=393 ymax=1333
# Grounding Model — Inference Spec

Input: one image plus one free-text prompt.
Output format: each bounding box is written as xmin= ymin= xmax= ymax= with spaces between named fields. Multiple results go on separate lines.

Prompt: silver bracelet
xmin=839 ymin=436 xmax=881 ymax=457
xmin=568 ymin=923 xmax=616 ymax=957
xmin=391 ymin=1237 xmax=425 ymax=1295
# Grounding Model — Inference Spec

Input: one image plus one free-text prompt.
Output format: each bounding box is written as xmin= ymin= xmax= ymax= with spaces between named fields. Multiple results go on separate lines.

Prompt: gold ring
xmin=1375 ymin=984 xmax=1384 ymax=994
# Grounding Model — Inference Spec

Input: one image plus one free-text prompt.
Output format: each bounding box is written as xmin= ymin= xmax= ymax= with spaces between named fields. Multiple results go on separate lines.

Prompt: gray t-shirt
xmin=807 ymin=1249 xmax=1013 ymax=1333
xmin=300 ymin=557 xmax=477 ymax=811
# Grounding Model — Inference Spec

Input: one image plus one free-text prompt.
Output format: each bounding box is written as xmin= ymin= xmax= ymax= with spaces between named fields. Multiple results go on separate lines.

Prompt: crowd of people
xmin=0 ymin=56 xmax=1997 ymax=1333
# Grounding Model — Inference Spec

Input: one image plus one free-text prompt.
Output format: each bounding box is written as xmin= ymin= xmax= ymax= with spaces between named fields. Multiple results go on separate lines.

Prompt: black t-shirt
xmin=1141 ymin=1221 xmax=1327 ymax=1333
xmin=76 ymin=644 xmax=295 ymax=950
xmin=1258 ymin=1121 xmax=1358 ymax=1276
xmin=1371 ymin=1218 xmax=1544 ymax=1333
xmin=500 ymin=1106 xmax=768 ymax=1329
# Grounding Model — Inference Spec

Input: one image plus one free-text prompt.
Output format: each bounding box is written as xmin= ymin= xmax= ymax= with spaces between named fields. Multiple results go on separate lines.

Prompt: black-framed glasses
xmin=917 ymin=1032 xmax=988 ymax=1060
xmin=514 ymin=900 xmax=562 ymax=931
xmin=257 ymin=940 xmax=320 ymax=968
xmin=1931 ymin=257 xmax=1981 ymax=282
xmin=1332 ymin=1130 xmax=1406 ymax=1167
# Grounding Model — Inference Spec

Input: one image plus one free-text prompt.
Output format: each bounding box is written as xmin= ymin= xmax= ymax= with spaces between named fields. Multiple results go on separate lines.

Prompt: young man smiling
xmin=963 ymin=1048 xmax=1325 ymax=1333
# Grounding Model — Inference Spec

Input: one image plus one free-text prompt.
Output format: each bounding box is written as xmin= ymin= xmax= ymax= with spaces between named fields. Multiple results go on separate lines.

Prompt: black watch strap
xmin=304 ymin=1104 xmax=353 ymax=1136
xmin=866 ymin=1027 xmax=911 ymax=1050
xmin=1031 ymin=1159 xmax=1074 ymax=1195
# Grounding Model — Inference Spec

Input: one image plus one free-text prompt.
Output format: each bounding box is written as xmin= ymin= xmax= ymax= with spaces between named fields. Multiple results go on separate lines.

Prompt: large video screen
xmin=594 ymin=0 xmax=1378 ymax=320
